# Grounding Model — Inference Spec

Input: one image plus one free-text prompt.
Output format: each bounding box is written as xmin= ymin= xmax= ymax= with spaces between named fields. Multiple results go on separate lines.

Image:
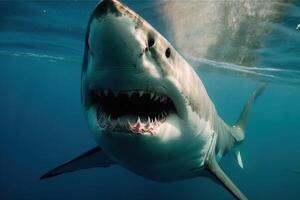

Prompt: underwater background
xmin=0 ymin=0 xmax=300 ymax=199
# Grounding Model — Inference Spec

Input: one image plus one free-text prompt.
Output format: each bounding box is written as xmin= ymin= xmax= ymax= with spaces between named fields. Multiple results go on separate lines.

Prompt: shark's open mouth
xmin=92 ymin=90 xmax=177 ymax=135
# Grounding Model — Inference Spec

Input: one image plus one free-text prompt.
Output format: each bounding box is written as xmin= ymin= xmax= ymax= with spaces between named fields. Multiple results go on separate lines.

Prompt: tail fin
xmin=235 ymin=83 xmax=266 ymax=132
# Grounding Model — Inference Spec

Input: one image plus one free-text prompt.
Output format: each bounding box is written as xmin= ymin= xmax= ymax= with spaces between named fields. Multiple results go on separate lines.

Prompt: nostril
xmin=148 ymin=37 xmax=155 ymax=48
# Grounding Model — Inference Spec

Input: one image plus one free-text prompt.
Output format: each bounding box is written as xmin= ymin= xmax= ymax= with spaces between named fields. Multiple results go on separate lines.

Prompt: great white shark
xmin=41 ymin=1 xmax=266 ymax=199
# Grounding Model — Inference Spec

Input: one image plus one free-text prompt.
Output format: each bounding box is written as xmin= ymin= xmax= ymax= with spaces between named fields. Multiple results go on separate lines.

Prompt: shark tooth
xmin=154 ymin=94 xmax=160 ymax=101
xmin=139 ymin=91 xmax=144 ymax=97
xmin=150 ymin=93 xmax=155 ymax=99
xmin=137 ymin=117 xmax=141 ymax=124
xmin=128 ymin=120 xmax=133 ymax=128
xmin=160 ymin=96 xmax=167 ymax=102
xmin=128 ymin=91 xmax=133 ymax=98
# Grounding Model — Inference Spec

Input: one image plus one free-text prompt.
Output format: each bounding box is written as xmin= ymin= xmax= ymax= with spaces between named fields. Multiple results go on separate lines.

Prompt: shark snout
xmin=89 ymin=1 xmax=174 ymax=79
xmin=87 ymin=1 xmax=149 ymax=71
xmin=93 ymin=0 xmax=121 ymax=18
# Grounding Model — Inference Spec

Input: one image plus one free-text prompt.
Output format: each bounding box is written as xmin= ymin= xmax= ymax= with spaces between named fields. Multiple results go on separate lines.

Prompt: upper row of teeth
xmin=96 ymin=90 xmax=168 ymax=102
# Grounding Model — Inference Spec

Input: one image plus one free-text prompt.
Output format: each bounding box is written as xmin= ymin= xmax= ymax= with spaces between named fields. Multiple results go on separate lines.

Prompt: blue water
xmin=1 ymin=1 xmax=300 ymax=200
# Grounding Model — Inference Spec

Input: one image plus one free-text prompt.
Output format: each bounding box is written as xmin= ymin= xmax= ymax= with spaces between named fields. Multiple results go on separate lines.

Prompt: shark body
xmin=41 ymin=1 xmax=265 ymax=199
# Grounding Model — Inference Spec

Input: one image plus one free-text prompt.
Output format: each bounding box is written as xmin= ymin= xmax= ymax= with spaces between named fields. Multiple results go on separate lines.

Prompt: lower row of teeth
xmin=97 ymin=115 xmax=166 ymax=135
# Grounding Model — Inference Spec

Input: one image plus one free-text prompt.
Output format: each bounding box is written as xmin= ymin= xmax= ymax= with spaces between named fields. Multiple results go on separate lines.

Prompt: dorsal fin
xmin=40 ymin=146 xmax=114 ymax=179
xmin=206 ymin=157 xmax=248 ymax=200
xmin=235 ymin=84 xmax=266 ymax=132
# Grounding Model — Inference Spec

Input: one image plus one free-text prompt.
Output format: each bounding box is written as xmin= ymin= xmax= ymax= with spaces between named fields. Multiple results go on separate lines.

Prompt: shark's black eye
xmin=165 ymin=47 xmax=171 ymax=58
xmin=148 ymin=36 xmax=155 ymax=48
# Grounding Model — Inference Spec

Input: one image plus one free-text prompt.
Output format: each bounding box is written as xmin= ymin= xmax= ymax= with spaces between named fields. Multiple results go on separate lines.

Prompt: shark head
xmin=81 ymin=0 xmax=216 ymax=181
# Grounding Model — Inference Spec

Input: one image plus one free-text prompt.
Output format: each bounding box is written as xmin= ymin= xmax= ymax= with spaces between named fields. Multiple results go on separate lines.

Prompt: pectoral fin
xmin=40 ymin=146 xmax=114 ymax=179
xmin=206 ymin=158 xmax=248 ymax=200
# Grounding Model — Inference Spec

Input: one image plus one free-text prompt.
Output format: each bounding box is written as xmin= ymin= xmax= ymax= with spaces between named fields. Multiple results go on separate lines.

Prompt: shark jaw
xmin=92 ymin=89 xmax=177 ymax=136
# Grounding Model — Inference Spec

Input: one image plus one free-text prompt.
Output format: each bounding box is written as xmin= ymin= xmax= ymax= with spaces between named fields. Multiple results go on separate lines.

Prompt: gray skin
xmin=42 ymin=1 xmax=265 ymax=200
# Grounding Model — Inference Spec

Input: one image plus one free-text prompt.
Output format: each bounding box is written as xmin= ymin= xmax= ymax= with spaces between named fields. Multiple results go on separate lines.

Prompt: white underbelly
xmin=98 ymin=128 xmax=214 ymax=182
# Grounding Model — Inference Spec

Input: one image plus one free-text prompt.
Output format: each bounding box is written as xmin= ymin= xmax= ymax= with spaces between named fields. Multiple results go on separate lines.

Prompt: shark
xmin=41 ymin=1 xmax=266 ymax=199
